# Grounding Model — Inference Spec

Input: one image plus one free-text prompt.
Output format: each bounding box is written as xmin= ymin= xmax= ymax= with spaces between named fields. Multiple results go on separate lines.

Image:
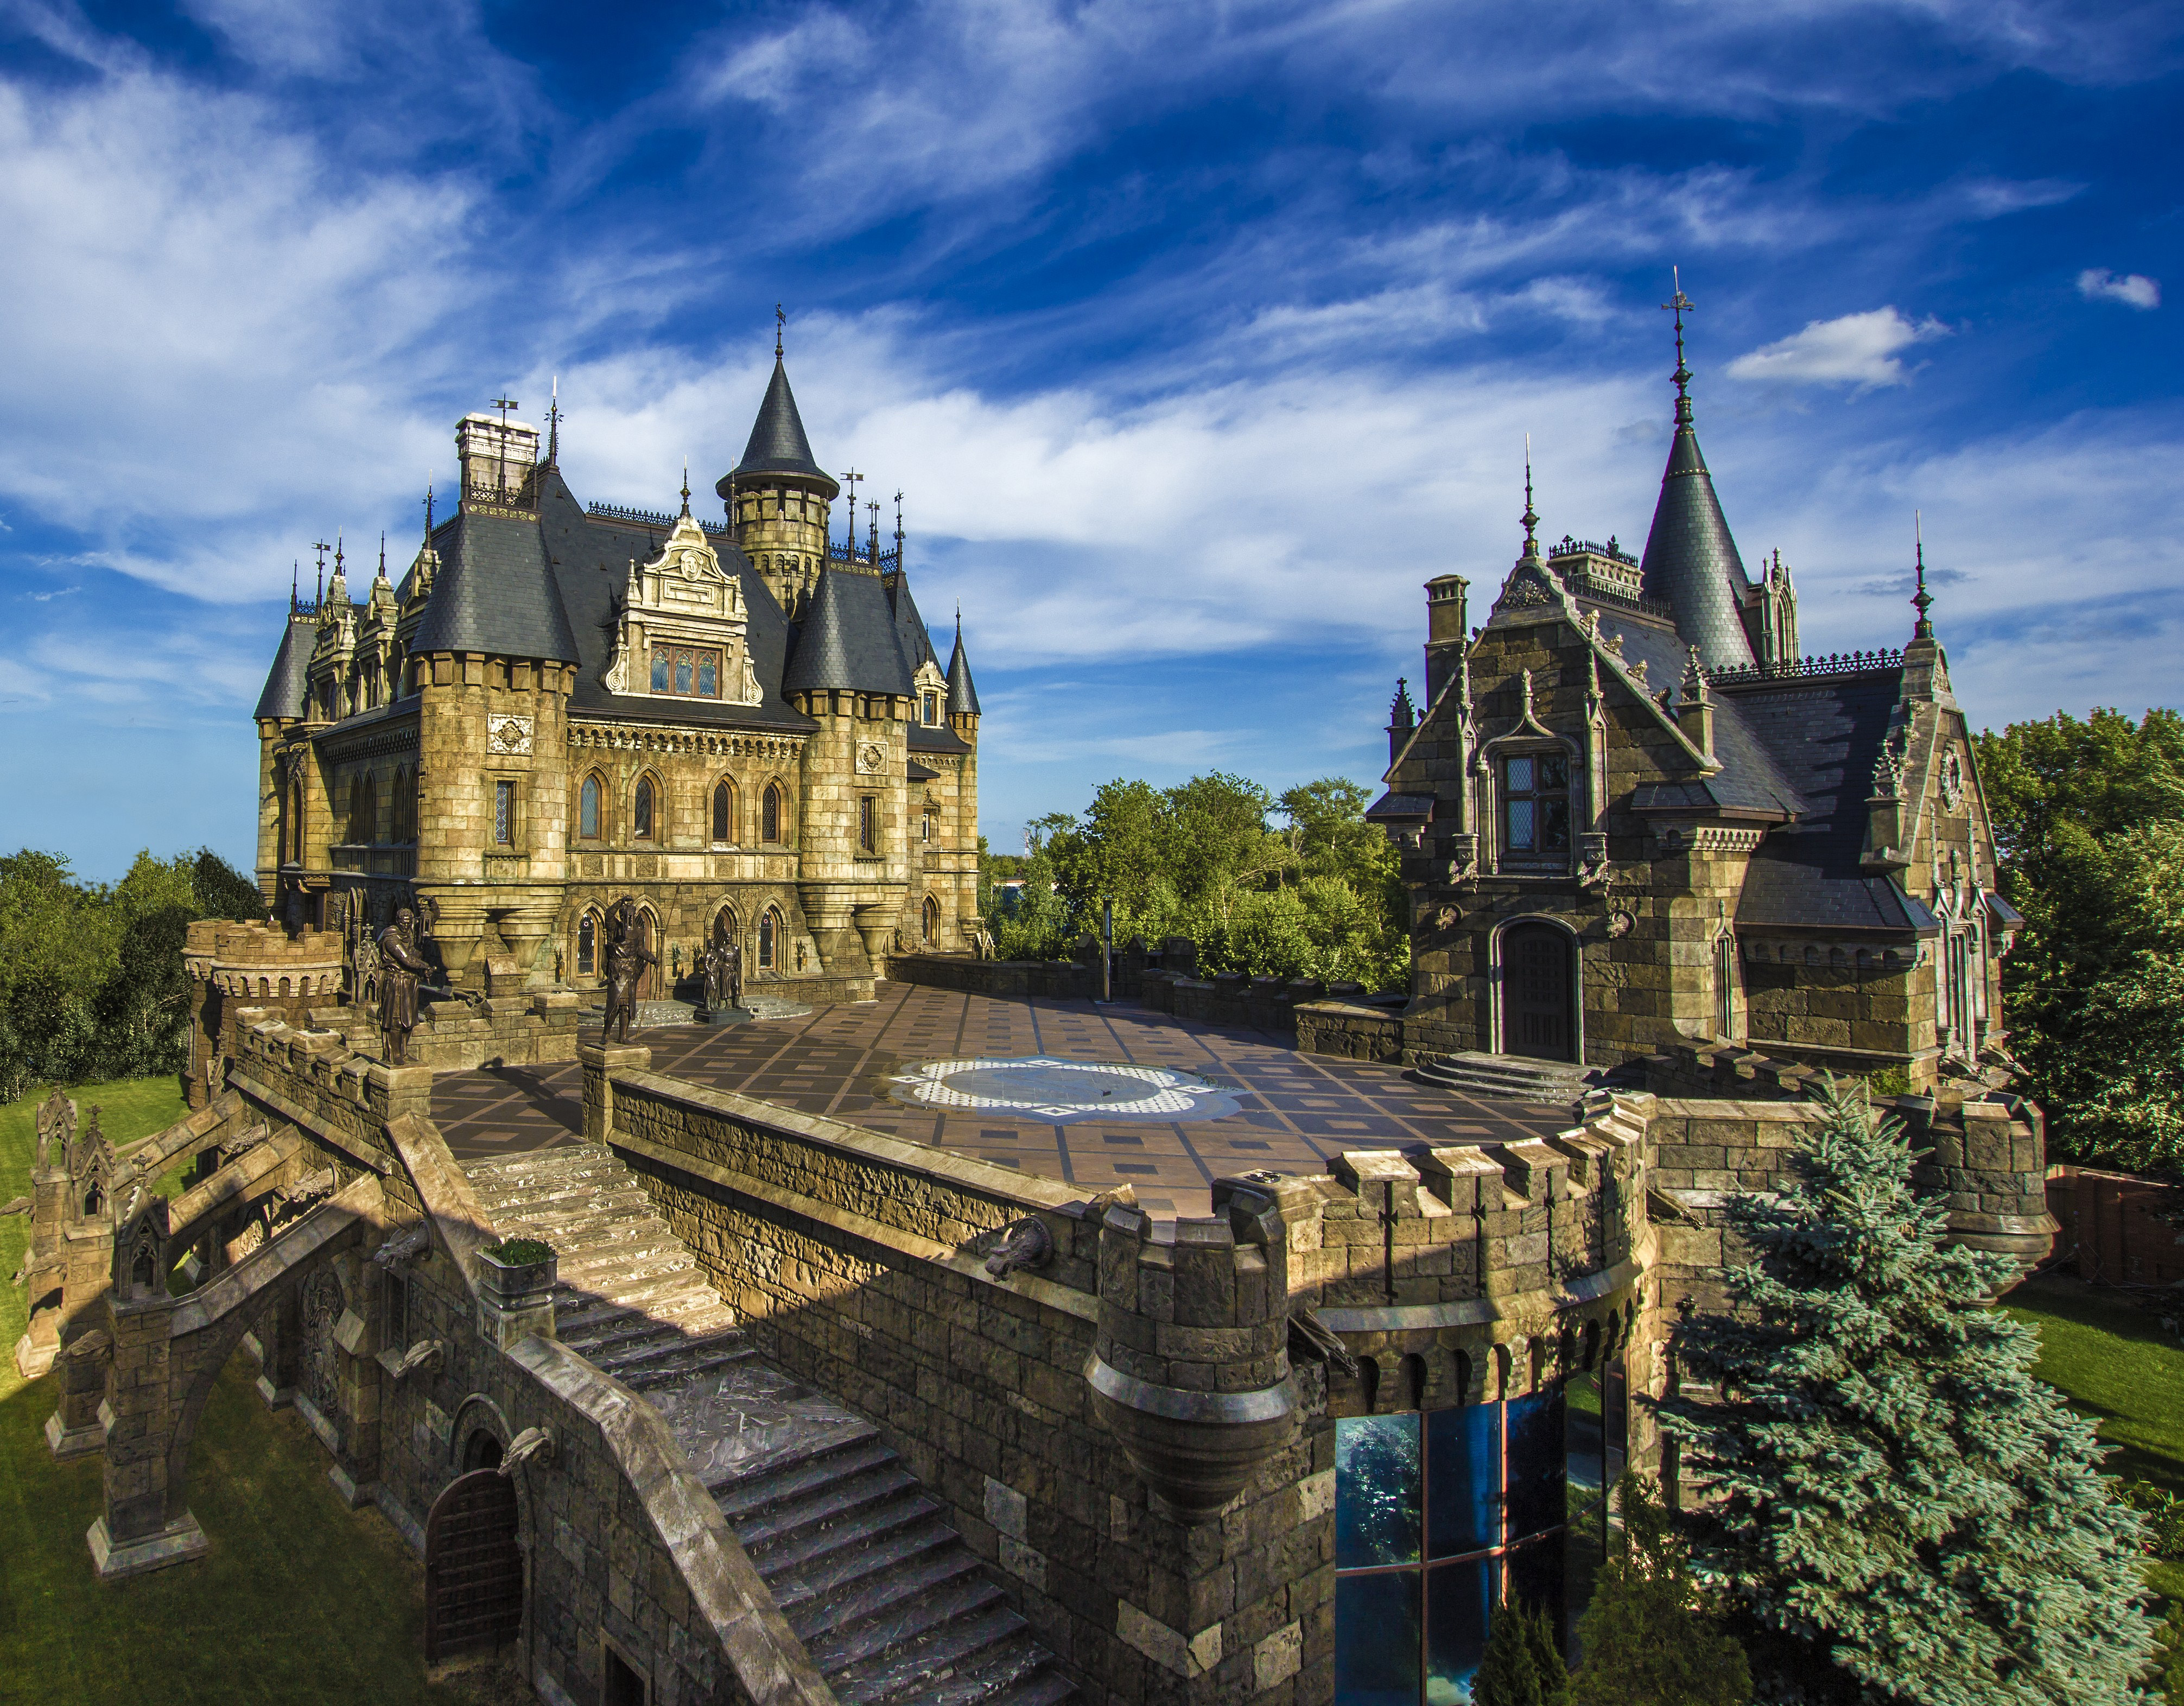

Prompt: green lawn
xmin=0 ymin=1079 xmax=507 ymax=1705
xmin=2004 ymin=1272 xmax=2184 ymax=1606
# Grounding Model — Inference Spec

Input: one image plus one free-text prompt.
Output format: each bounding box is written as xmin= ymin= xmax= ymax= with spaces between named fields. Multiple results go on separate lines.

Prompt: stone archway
xmin=1501 ymin=921 xmax=1577 ymax=1062
xmin=424 ymin=1468 xmax=525 ymax=1663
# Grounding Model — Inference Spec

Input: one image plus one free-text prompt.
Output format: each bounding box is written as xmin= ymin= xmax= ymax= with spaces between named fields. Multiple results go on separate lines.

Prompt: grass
xmin=2005 ymin=1271 xmax=2184 ymax=1606
xmin=0 ymin=1078 xmax=515 ymax=1704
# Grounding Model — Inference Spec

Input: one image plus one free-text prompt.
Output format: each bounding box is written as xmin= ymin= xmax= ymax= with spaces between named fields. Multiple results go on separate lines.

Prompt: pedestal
xmin=88 ymin=1513 xmax=208 ymax=1581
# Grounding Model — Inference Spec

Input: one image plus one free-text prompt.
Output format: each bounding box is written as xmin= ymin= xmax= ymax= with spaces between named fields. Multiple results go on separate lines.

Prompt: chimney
xmin=1424 ymin=574 xmax=1469 ymax=705
xmin=456 ymin=413 xmax=540 ymax=506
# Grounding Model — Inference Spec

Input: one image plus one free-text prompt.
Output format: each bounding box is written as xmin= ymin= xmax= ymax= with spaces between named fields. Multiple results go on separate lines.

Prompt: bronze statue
xmin=602 ymin=898 xmax=655 ymax=1044
xmin=702 ymin=925 xmax=742 ymax=1016
xmin=376 ymin=907 xmax=433 ymax=1065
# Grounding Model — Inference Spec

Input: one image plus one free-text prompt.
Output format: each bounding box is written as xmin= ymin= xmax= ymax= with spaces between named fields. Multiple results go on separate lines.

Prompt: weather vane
xmin=776 ymin=302 xmax=786 ymax=359
xmin=1662 ymin=267 xmax=1696 ymax=424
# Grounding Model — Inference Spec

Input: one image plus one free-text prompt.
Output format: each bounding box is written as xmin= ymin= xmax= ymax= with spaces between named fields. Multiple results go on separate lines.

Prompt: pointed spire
xmin=1389 ymin=677 xmax=1415 ymax=727
xmin=947 ymin=613 xmax=981 ymax=717
xmin=680 ymin=459 xmax=691 ymax=519
xmin=376 ymin=532 xmax=389 ymax=585
xmin=1638 ymin=269 xmax=1757 ymax=670
xmin=776 ymin=302 xmax=785 ymax=359
xmin=1912 ymin=510 xmax=1934 ymax=639
xmin=893 ymin=489 xmax=905 ymax=563
xmin=546 ymin=376 xmax=561 ymax=466
xmin=1520 ymin=435 xmax=1539 ymax=556
xmin=291 ymin=559 xmax=299 ymax=613
xmin=723 ymin=335 xmax=837 ymax=499
xmin=1665 ymin=265 xmax=1695 ymax=428
xmin=423 ymin=483 xmax=435 ymax=540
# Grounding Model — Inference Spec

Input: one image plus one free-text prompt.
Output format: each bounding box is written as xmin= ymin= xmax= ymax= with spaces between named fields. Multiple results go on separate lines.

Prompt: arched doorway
xmin=1502 ymin=922 xmax=1575 ymax=1062
xmin=636 ymin=909 xmax=664 ymax=1000
xmin=424 ymin=1468 xmax=524 ymax=1663
xmin=922 ymin=893 xmax=940 ymax=946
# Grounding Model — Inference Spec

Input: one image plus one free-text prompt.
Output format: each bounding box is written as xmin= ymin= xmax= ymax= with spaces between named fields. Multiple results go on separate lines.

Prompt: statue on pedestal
xmin=603 ymin=898 xmax=655 ymax=1045
xmin=702 ymin=926 xmax=742 ymax=1017
xmin=376 ymin=908 xmax=432 ymax=1066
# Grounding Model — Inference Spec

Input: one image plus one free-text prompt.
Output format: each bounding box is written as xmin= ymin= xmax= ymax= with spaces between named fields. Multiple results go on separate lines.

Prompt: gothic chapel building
xmin=1372 ymin=296 xmax=2019 ymax=1091
xmin=252 ymin=353 xmax=983 ymax=998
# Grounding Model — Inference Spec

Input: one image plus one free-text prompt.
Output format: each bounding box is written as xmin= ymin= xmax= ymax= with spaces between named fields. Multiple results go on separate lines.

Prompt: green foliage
xmin=1667 ymin=1077 xmax=2158 ymax=1705
xmin=1474 ymin=1597 xmax=1569 ymax=1706
xmin=989 ymin=772 xmax=1408 ymax=987
xmin=0 ymin=846 xmax=263 ymax=1102
xmin=1975 ymin=708 xmax=2184 ymax=1169
xmin=2123 ymin=1481 xmax=2184 ymax=1559
xmin=2157 ymin=1605 xmax=2184 ymax=1706
xmin=483 ymin=1238 xmax=553 ymax=1265
xmin=1570 ymin=1473 xmax=1749 ymax=1706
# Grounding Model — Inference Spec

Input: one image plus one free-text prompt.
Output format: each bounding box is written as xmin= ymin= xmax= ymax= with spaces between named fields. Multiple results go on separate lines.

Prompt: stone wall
xmin=884 ymin=952 xmax=1096 ymax=1000
xmin=2047 ymin=1165 xmax=2184 ymax=1286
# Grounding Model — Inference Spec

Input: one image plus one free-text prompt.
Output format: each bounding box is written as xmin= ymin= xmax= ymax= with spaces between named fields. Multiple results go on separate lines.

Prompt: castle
xmin=1368 ymin=292 xmax=2019 ymax=1092
xmin=251 ymin=347 xmax=982 ymax=1004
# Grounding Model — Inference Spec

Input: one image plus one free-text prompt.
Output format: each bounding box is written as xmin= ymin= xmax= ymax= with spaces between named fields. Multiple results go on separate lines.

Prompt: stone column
xmin=12 ymin=1149 xmax=72 ymax=1379
xmin=256 ymin=1284 xmax=302 ymax=1409
xmin=329 ymin=1254 xmax=382 ymax=1506
xmin=46 ymin=1328 xmax=111 ymax=1458
xmin=579 ymin=1040 xmax=652 ymax=1143
xmin=90 ymin=1292 xmax=207 ymax=1580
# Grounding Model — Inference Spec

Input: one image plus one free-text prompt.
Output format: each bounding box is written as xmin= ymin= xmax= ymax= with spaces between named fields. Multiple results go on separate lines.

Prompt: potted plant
xmin=476 ymin=1237 xmax=556 ymax=1308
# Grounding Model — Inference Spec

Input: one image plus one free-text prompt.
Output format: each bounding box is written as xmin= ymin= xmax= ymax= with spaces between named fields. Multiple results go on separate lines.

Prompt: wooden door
xmin=424 ymin=1469 xmax=524 ymax=1663
xmin=1504 ymin=923 xmax=1574 ymax=1061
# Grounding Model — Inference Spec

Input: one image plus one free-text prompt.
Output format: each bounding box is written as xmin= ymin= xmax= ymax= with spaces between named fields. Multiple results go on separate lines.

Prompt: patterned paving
xmin=430 ymin=984 xmax=1579 ymax=1218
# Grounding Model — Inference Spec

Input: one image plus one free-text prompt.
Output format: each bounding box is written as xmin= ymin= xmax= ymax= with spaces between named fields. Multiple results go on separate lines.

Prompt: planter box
xmin=476 ymin=1245 xmax=557 ymax=1310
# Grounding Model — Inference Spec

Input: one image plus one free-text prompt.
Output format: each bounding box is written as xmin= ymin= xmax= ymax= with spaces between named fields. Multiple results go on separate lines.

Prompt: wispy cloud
xmin=2077 ymin=268 xmax=2161 ymax=309
xmin=20 ymin=585 xmax=81 ymax=602
xmin=1725 ymin=308 xmax=1950 ymax=391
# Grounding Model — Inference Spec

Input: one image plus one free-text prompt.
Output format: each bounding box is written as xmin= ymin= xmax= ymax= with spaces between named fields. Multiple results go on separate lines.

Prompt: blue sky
xmin=1 ymin=0 xmax=2179 ymax=880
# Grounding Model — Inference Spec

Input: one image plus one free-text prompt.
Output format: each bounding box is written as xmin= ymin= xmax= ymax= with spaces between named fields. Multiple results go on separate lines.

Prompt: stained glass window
xmin=580 ymin=775 xmax=601 ymax=840
xmin=493 ymin=781 xmax=514 ymax=847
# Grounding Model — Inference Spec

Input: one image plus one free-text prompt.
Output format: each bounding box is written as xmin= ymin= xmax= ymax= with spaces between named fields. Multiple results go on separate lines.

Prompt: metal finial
xmin=840 ymin=468 xmax=861 ymax=552
xmin=1662 ymin=267 xmax=1696 ymax=428
xmin=422 ymin=484 xmax=434 ymax=538
xmin=776 ymin=303 xmax=786 ymax=359
xmin=1912 ymin=510 xmax=1934 ymax=639
xmin=867 ymin=498 xmax=879 ymax=563
xmin=893 ymin=489 xmax=904 ymax=554
xmin=291 ymin=559 xmax=299 ymax=613
xmin=333 ymin=530 xmax=344 ymax=574
xmin=681 ymin=459 xmax=691 ymax=518
xmin=1521 ymin=433 xmax=1538 ymax=553
xmin=547 ymin=376 xmax=561 ymax=465
xmin=378 ymin=532 xmax=386 ymax=579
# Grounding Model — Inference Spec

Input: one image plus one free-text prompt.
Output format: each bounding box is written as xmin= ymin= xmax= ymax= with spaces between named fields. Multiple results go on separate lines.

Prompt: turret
xmin=1386 ymin=677 xmax=1415 ymax=764
xmin=945 ymin=616 xmax=980 ymax=744
xmin=719 ymin=345 xmax=839 ymax=620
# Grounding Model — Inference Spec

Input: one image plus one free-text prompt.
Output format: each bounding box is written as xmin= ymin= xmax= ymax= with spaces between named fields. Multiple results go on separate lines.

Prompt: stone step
xmin=555 ymin=1288 xmax=723 ymax=1343
xmin=464 ymin=1145 xmax=624 ymax=1189
xmin=563 ymin=1304 xmax=739 ymax=1361
xmin=826 ymin=1597 xmax=1021 ymax=1705
xmin=808 ymin=1574 xmax=1007 ymax=1683
xmin=555 ymin=1264 xmax=719 ymax=1318
xmin=484 ymin=1192 xmax=655 ymax=1237
xmin=611 ymin=1334 xmax=758 ymax=1392
xmin=788 ymin=1542 xmax=986 ymax=1643
xmin=1411 ymin=1050 xmax=1595 ymax=1105
xmin=766 ymin=1513 xmax=955 ymax=1615
xmin=929 ymin=1637 xmax=1071 ymax=1706
xmin=730 ymin=1460 xmax=922 ymax=1553
xmin=713 ymin=1427 xmax=891 ymax=1514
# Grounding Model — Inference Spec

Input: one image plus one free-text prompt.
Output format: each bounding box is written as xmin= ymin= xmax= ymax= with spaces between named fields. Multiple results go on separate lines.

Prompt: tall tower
xmin=718 ymin=335 xmax=839 ymax=619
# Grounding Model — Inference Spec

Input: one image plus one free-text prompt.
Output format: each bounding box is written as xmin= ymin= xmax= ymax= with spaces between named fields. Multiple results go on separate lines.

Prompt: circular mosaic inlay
xmin=888 ymin=1056 xmax=1242 ymax=1124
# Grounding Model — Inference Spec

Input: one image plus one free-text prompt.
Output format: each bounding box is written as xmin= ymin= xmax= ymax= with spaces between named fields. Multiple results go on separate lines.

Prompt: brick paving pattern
xmin=431 ymin=984 xmax=1578 ymax=1217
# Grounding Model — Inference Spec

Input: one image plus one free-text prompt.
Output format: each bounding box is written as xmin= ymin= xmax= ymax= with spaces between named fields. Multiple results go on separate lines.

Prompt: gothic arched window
xmin=576 ymin=913 xmax=597 ymax=977
xmin=713 ymin=781 xmax=734 ymax=845
xmin=762 ymin=783 xmax=783 ymax=844
xmin=923 ymin=893 xmax=939 ymax=944
xmin=758 ymin=909 xmax=779 ymax=969
xmin=351 ymin=775 xmax=376 ymax=846
xmin=580 ymin=774 xmax=602 ymax=840
xmin=633 ymin=777 xmax=655 ymax=840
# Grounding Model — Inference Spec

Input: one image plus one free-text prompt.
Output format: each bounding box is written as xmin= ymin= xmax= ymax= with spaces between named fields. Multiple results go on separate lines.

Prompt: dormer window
xmin=1502 ymin=753 xmax=1570 ymax=857
xmin=651 ymin=646 xmax=722 ymax=697
xmin=922 ymin=691 xmax=939 ymax=726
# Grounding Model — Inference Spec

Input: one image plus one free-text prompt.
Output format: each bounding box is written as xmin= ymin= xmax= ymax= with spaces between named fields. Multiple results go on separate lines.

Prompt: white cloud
xmin=1724 ymin=307 xmax=1949 ymax=390
xmin=2077 ymin=269 xmax=2161 ymax=310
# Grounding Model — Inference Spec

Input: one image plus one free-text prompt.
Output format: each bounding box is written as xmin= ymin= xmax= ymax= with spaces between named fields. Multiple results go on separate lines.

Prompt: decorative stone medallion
xmin=856 ymin=741 xmax=886 ymax=775
xmin=487 ymin=713 xmax=535 ymax=755
xmin=888 ymin=1056 xmax=1243 ymax=1124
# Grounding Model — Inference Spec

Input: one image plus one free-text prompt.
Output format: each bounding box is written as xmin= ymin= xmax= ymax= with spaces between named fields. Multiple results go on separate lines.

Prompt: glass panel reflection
xmin=1565 ymin=1369 xmax=1604 ymax=1517
xmin=1506 ymin=1390 xmax=1565 ymax=1540
xmin=1504 ymin=1536 xmax=1566 ymax=1657
xmin=1563 ymin=1502 xmax=1607 ymax=1670
xmin=1336 ymin=1415 xmax=1421 ymax=1569
xmin=1427 ymin=1405 xmax=1501 ymax=1559
xmin=1603 ymin=1353 xmax=1628 ymax=1491
xmin=1336 ymin=1571 xmax=1421 ymax=1706
xmin=1426 ymin=1558 xmax=1494 ymax=1705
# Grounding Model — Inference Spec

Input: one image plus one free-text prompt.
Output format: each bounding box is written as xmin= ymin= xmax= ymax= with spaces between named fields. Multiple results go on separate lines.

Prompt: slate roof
xmin=532 ymin=467 xmax=814 ymax=732
xmin=887 ymin=574 xmax=939 ymax=677
xmin=946 ymin=623 xmax=981 ymax=716
xmin=909 ymin=722 xmax=972 ymax=755
xmin=725 ymin=358 xmax=837 ymax=496
xmin=1722 ymin=667 xmax=1937 ymax=935
xmin=1366 ymin=792 xmax=1434 ymax=821
xmin=1595 ymin=615 xmax=1804 ymax=817
xmin=254 ymin=613 xmax=318 ymax=720
xmin=1639 ymin=421 xmax=1758 ymax=671
xmin=409 ymin=506 xmax=582 ymax=664
xmin=783 ymin=565 xmax=919 ymax=697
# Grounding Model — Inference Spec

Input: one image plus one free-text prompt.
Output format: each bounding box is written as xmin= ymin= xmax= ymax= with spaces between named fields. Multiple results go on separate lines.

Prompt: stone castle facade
xmin=252 ymin=355 xmax=983 ymax=1004
xmin=1370 ymin=307 xmax=2020 ymax=1091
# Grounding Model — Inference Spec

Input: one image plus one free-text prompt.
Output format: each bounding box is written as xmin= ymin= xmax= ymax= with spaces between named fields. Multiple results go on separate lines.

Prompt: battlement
xmin=185 ymin=921 xmax=343 ymax=999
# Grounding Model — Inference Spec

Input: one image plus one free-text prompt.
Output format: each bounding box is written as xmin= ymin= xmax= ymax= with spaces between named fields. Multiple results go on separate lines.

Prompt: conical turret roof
xmin=1639 ymin=422 xmax=1756 ymax=670
xmin=722 ymin=358 xmax=839 ymax=498
xmin=946 ymin=619 xmax=980 ymax=716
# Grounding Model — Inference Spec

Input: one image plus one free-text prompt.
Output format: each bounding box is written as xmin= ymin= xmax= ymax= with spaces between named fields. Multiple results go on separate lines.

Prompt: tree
xmin=1569 ymin=1473 xmax=1748 ymax=1706
xmin=1666 ymin=1077 xmax=2156 ymax=1705
xmin=1474 ymin=1597 xmax=1569 ymax=1706
xmin=1975 ymin=709 xmax=2184 ymax=1166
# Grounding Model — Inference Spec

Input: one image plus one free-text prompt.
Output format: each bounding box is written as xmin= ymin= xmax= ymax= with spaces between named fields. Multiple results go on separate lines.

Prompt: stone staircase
xmin=461 ymin=1145 xmax=1072 ymax=1706
xmin=1410 ymin=1049 xmax=1599 ymax=1105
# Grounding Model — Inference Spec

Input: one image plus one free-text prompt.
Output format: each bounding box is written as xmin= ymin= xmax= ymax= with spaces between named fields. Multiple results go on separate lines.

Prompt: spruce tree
xmin=1665 ymin=1077 xmax=2155 ymax=1704
xmin=1474 ymin=1598 xmax=1568 ymax=1706
xmin=1570 ymin=1472 xmax=1749 ymax=1706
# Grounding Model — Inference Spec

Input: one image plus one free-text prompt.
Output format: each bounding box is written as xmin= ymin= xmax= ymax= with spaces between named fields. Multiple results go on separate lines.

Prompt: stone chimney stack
xmin=456 ymin=413 xmax=539 ymax=506
xmin=1424 ymin=574 xmax=1469 ymax=705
